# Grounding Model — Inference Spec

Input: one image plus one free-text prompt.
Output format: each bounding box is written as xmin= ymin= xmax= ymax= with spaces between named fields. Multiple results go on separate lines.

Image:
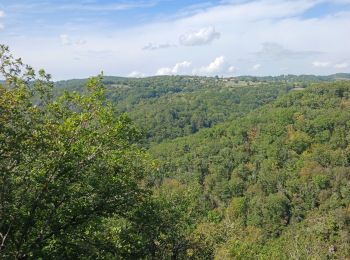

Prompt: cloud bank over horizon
xmin=0 ymin=0 xmax=349 ymax=79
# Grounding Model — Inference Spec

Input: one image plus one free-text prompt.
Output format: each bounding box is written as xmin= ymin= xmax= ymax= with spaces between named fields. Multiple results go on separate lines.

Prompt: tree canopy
xmin=0 ymin=45 xmax=156 ymax=259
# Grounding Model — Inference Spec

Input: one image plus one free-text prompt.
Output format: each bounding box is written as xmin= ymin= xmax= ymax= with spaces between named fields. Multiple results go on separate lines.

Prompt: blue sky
xmin=0 ymin=0 xmax=350 ymax=79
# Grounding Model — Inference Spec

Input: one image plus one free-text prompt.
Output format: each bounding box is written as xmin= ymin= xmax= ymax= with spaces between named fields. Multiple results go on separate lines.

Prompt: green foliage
xmin=2 ymin=44 xmax=350 ymax=259
xmin=150 ymin=80 xmax=350 ymax=258
xmin=0 ymin=45 xmax=154 ymax=259
xmin=56 ymin=75 xmax=290 ymax=144
xmin=136 ymin=179 xmax=207 ymax=259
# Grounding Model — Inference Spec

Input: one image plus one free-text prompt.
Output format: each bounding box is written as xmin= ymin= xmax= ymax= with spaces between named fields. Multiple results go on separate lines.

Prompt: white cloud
xmin=253 ymin=64 xmax=261 ymax=70
xmin=128 ymin=71 xmax=146 ymax=78
xmin=60 ymin=34 xmax=72 ymax=45
xmin=255 ymin=42 xmax=321 ymax=60
xmin=156 ymin=61 xmax=192 ymax=75
xmin=5 ymin=0 xmax=350 ymax=79
xmin=194 ymin=56 xmax=226 ymax=75
xmin=228 ymin=66 xmax=236 ymax=73
xmin=142 ymin=42 xmax=173 ymax=51
xmin=334 ymin=62 xmax=349 ymax=69
xmin=60 ymin=34 xmax=86 ymax=46
xmin=156 ymin=67 xmax=172 ymax=75
xmin=312 ymin=61 xmax=331 ymax=68
xmin=179 ymin=26 xmax=220 ymax=46
xmin=172 ymin=61 xmax=191 ymax=73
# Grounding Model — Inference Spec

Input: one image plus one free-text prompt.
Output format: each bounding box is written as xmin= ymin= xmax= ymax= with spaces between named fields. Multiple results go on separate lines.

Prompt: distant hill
xmin=55 ymin=75 xmax=288 ymax=143
xmin=53 ymin=74 xmax=349 ymax=144
xmin=235 ymin=73 xmax=350 ymax=82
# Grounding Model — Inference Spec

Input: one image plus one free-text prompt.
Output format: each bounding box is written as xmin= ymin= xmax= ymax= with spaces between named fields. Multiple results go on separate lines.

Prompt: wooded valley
xmin=1 ymin=45 xmax=350 ymax=259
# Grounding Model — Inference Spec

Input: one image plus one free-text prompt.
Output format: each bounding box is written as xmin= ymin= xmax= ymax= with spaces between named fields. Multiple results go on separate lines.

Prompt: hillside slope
xmin=149 ymin=81 xmax=350 ymax=258
xmin=56 ymin=76 xmax=292 ymax=143
xmin=55 ymin=74 xmax=350 ymax=144
xmin=53 ymin=75 xmax=350 ymax=258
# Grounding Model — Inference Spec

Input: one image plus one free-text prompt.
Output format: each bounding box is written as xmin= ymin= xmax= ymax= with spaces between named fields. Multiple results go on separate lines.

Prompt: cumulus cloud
xmin=5 ymin=0 xmax=350 ymax=79
xmin=128 ymin=71 xmax=146 ymax=78
xmin=179 ymin=26 xmax=220 ymax=46
xmin=156 ymin=61 xmax=191 ymax=75
xmin=156 ymin=68 xmax=172 ymax=75
xmin=60 ymin=34 xmax=72 ymax=45
xmin=312 ymin=61 xmax=330 ymax=68
xmin=142 ymin=42 xmax=173 ymax=51
xmin=60 ymin=34 xmax=86 ymax=46
xmin=158 ymin=57 xmax=234 ymax=76
xmin=228 ymin=66 xmax=236 ymax=73
xmin=334 ymin=62 xmax=349 ymax=69
xmin=252 ymin=64 xmax=261 ymax=70
xmin=194 ymin=56 xmax=226 ymax=75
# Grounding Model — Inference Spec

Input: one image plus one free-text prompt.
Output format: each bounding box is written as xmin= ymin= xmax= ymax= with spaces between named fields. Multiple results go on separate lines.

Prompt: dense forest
xmin=1 ymin=45 xmax=350 ymax=259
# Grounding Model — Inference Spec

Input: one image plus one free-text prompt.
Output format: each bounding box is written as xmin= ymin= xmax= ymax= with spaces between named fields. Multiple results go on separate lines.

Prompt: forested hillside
xmin=149 ymin=81 xmax=350 ymax=258
xmin=1 ymin=45 xmax=350 ymax=259
xmin=55 ymin=74 xmax=349 ymax=144
xmin=56 ymin=76 xmax=289 ymax=144
xmin=54 ymin=73 xmax=350 ymax=259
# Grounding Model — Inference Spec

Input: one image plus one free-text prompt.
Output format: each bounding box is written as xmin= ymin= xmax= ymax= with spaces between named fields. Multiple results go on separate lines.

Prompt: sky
xmin=0 ymin=0 xmax=350 ymax=80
